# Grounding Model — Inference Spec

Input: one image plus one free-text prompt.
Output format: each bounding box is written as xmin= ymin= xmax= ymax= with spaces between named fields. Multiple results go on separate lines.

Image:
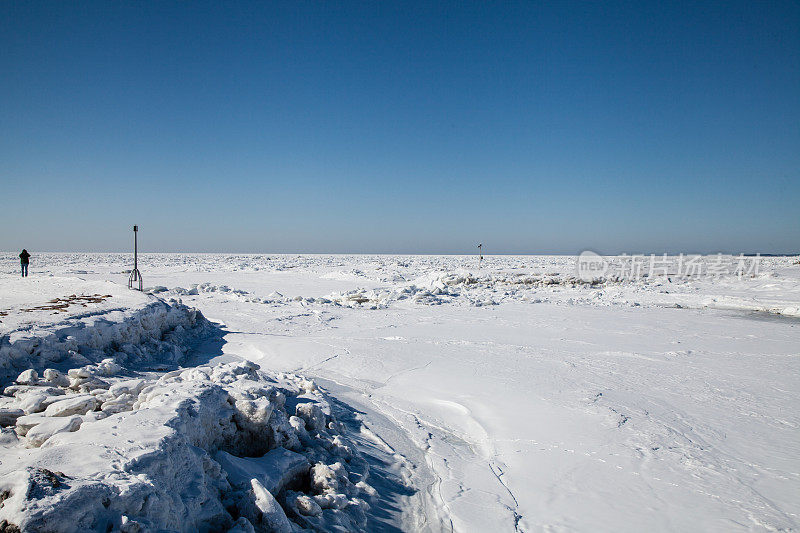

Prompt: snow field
xmin=1 ymin=254 xmax=799 ymax=531
xmin=0 ymin=275 xmax=377 ymax=532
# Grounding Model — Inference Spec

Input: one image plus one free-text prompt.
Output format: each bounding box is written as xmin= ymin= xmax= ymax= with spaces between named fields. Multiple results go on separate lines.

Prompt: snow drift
xmin=0 ymin=361 xmax=373 ymax=532
xmin=0 ymin=276 xmax=375 ymax=532
xmin=0 ymin=277 xmax=210 ymax=384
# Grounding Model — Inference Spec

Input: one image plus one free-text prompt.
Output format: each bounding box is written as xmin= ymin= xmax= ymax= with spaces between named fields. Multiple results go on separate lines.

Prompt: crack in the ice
xmin=382 ymin=360 xmax=433 ymax=386
xmin=489 ymin=462 xmax=524 ymax=532
xmin=303 ymin=353 xmax=340 ymax=372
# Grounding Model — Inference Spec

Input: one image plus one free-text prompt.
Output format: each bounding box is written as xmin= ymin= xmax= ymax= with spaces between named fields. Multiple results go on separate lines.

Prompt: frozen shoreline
xmin=1 ymin=254 xmax=798 ymax=531
xmin=0 ymin=276 xmax=384 ymax=532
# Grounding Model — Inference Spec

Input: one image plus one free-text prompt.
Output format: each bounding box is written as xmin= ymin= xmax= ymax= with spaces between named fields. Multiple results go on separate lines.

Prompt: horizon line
xmin=2 ymin=250 xmax=798 ymax=257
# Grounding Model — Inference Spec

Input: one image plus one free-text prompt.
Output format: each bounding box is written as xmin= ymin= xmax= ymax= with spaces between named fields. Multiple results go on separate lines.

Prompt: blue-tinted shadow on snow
xmin=184 ymin=325 xmax=416 ymax=532
xmin=325 ymin=393 xmax=417 ymax=533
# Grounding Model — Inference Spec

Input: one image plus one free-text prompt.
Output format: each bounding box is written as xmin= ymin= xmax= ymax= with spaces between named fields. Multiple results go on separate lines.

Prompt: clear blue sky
xmin=2 ymin=1 xmax=798 ymax=254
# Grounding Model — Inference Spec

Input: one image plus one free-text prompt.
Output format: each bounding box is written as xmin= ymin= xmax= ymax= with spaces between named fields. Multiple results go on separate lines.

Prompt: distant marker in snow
xmin=478 ymin=243 xmax=483 ymax=266
xmin=128 ymin=225 xmax=143 ymax=291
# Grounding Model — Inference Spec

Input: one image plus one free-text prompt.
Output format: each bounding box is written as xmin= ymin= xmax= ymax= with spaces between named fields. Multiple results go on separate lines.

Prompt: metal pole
xmin=129 ymin=225 xmax=142 ymax=291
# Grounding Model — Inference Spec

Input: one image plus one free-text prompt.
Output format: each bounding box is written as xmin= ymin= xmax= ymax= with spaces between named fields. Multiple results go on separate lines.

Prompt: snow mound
xmin=0 ymin=360 xmax=374 ymax=532
xmin=0 ymin=277 xmax=211 ymax=384
xmin=0 ymin=277 xmax=374 ymax=532
xmin=317 ymin=270 xmax=598 ymax=308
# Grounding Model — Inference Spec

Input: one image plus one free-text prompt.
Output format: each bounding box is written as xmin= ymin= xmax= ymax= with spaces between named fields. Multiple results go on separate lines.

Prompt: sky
xmin=1 ymin=1 xmax=798 ymax=254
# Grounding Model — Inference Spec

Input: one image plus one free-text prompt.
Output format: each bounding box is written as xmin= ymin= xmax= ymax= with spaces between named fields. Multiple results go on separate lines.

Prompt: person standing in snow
xmin=19 ymin=249 xmax=30 ymax=277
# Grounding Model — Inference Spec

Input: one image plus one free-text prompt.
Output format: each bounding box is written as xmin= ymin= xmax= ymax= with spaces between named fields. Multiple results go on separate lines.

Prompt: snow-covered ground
xmin=1 ymin=253 xmax=798 ymax=532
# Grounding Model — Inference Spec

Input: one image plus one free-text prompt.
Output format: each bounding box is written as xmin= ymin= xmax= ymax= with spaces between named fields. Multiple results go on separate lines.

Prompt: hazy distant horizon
xmin=3 ymin=248 xmax=796 ymax=257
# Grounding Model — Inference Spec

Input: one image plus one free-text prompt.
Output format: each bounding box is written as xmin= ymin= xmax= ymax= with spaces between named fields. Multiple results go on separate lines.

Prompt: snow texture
xmin=0 ymin=275 xmax=374 ymax=532
xmin=1 ymin=253 xmax=799 ymax=532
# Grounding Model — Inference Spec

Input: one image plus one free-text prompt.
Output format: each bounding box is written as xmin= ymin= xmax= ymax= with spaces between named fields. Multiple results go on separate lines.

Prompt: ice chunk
xmin=108 ymin=378 xmax=146 ymax=397
xmin=0 ymin=408 xmax=24 ymax=427
xmin=18 ymin=392 xmax=49 ymax=414
xmin=296 ymin=402 xmax=326 ymax=432
xmin=15 ymin=414 xmax=48 ymax=436
xmin=97 ymin=358 xmax=123 ymax=376
xmin=0 ymin=427 xmax=19 ymax=444
xmin=16 ymin=369 xmax=39 ymax=385
xmin=43 ymin=369 xmax=70 ymax=387
xmin=7 ymin=385 xmax=65 ymax=398
xmin=100 ymin=394 xmax=135 ymax=414
xmin=43 ymin=395 xmax=96 ymax=417
xmin=293 ymin=493 xmax=322 ymax=516
xmin=251 ymin=478 xmax=293 ymax=533
xmin=71 ymin=377 xmax=110 ymax=393
xmin=216 ymin=447 xmax=309 ymax=494
xmin=26 ymin=415 xmax=82 ymax=447
xmin=67 ymin=367 xmax=93 ymax=379
xmin=314 ymin=492 xmax=349 ymax=510
xmin=311 ymin=462 xmax=350 ymax=495
xmin=145 ymin=285 xmax=168 ymax=294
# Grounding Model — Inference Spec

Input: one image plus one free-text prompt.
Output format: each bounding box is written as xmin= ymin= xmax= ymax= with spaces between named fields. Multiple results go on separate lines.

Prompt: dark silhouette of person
xmin=19 ymin=249 xmax=30 ymax=277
